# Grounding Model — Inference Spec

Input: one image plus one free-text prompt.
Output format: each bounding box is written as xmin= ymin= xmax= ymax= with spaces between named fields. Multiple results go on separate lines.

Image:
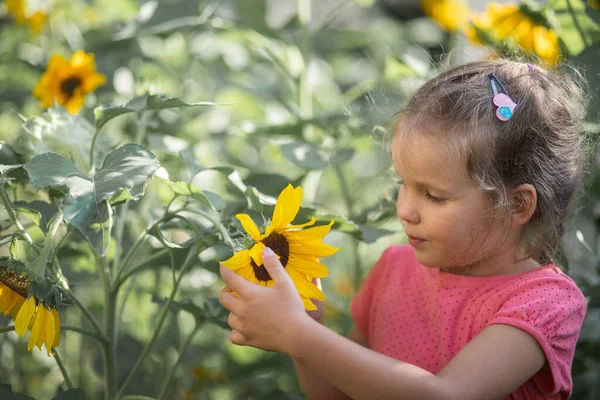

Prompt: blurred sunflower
xmin=221 ymin=184 xmax=338 ymax=311
xmin=0 ymin=264 xmax=61 ymax=355
xmin=33 ymin=50 xmax=106 ymax=114
xmin=421 ymin=0 xmax=470 ymax=32
xmin=466 ymin=3 xmax=561 ymax=65
xmin=5 ymin=0 xmax=47 ymax=34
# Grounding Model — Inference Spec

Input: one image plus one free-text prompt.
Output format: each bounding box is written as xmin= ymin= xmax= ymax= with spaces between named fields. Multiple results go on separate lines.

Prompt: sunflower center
xmin=0 ymin=267 xmax=30 ymax=298
xmin=60 ymin=76 xmax=82 ymax=98
xmin=250 ymin=232 xmax=289 ymax=282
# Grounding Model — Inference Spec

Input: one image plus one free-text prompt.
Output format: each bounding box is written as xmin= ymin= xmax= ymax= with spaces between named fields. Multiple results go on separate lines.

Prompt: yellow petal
xmin=28 ymin=305 xmax=45 ymax=351
xmin=14 ymin=297 xmax=36 ymax=336
xmin=9 ymin=296 xmax=25 ymax=319
xmin=289 ymin=240 xmax=339 ymax=257
xmin=221 ymin=250 xmax=252 ymax=271
xmin=271 ymin=184 xmax=303 ymax=231
xmin=44 ymin=308 xmax=56 ymax=355
xmin=35 ymin=308 xmax=48 ymax=350
xmin=52 ymin=309 xmax=61 ymax=348
xmin=286 ymin=217 xmax=316 ymax=230
xmin=286 ymin=253 xmax=329 ymax=278
xmin=288 ymin=268 xmax=325 ymax=302
xmin=284 ymin=220 xmax=335 ymax=242
xmin=236 ymin=214 xmax=262 ymax=241
xmin=302 ymin=297 xmax=318 ymax=311
xmin=249 ymin=242 xmax=266 ymax=266
xmin=81 ymin=72 xmax=107 ymax=93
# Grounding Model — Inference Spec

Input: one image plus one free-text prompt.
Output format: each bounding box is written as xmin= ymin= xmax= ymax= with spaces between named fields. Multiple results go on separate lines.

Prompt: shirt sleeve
xmin=487 ymin=273 xmax=587 ymax=398
xmin=349 ymin=247 xmax=393 ymax=341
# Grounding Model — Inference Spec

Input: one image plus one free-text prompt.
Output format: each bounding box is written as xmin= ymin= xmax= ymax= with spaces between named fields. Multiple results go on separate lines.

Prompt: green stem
xmin=115 ymin=230 xmax=148 ymax=284
xmin=0 ymin=326 xmax=15 ymax=333
xmin=566 ymin=0 xmax=591 ymax=48
xmin=333 ymin=165 xmax=354 ymax=219
xmin=157 ymin=325 xmax=199 ymax=400
xmin=69 ymin=292 xmax=105 ymax=338
xmin=112 ymin=202 xmax=130 ymax=277
xmin=182 ymin=208 xmax=234 ymax=249
xmin=62 ymin=324 xmax=108 ymax=344
xmin=0 ymin=185 xmax=37 ymax=251
xmin=98 ymin=255 xmax=116 ymax=400
xmin=115 ymin=275 xmax=136 ymax=335
xmin=115 ymin=248 xmax=169 ymax=290
xmin=116 ymin=244 xmax=203 ymax=400
xmin=51 ymin=229 xmax=72 ymax=290
xmin=53 ymin=349 xmax=74 ymax=390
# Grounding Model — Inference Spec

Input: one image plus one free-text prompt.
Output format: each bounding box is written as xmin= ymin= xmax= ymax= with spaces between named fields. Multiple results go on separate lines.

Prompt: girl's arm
xmin=286 ymin=319 xmax=546 ymax=400
xmin=293 ymin=325 xmax=365 ymax=400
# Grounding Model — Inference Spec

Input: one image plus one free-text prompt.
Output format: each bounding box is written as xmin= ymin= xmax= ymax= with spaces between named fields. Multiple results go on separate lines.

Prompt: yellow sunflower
xmin=5 ymin=0 xmax=47 ymax=34
xmin=466 ymin=3 xmax=561 ymax=65
xmin=221 ymin=184 xmax=338 ymax=311
xmin=0 ymin=267 xmax=61 ymax=356
xmin=421 ymin=0 xmax=470 ymax=32
xmin=33 ymin=50 xmax=106 ymax=114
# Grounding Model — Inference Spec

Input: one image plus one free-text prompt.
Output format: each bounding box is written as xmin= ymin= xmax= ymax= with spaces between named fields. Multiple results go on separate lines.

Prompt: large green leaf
xmin=94 ymin=94 xmax=216 ymax=133
xmin=158 ymin=177 xmax=226 ymax=211
xmin=280 ymin=142 xmax=330 ymax=170
xmin=13 ymin=107 xmax=111 ymax=172
xmin=13 ymin=200 xmax=59 ymax=232
xmin=24 ymin=144 xmax=160 ymax=254
xmin=27 ymin=210 xmax=62 ymax=278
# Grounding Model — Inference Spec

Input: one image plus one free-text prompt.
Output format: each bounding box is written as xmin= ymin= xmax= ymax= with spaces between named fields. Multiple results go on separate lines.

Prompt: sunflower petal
xmin=249 ymin=242 xmax=266 ymax=266
xmin=286 ymin=217 xmax=316 ymax=230
xmin=221 ymin=250 xmax=252 ymax=271
xmin=35 ymin=308 xmax=48 ymax=350
xmin=302 ymin=297 xmax=318 ymax=311
xmin=45 ymin=308 xmax=55 ymax=355
xmin=52 ymin=308 xmax=61 ymax=348
xmin=287 ymin=268 xmax=325 ymax=302
xmin=271 ymin=184 xmax=303 ymax=231
xmin=15 ymin=297 xmax=36 ymax=336
xmin=27 ymin=306 xmax=43 ymax=351
xmin=284 ymin=220 xmax=335 ymax=242
xmin=286 ymin=253 xmax=329 ymax=278
xmin=236 ymin=214 xmax=262 ymax=241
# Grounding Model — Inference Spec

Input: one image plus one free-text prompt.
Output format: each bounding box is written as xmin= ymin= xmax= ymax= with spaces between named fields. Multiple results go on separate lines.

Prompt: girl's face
xmin=392 ymin=133 xmax=512 ymax=274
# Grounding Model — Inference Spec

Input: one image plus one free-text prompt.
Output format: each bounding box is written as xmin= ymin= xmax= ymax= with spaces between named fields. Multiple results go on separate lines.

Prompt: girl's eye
xmin=395 ymin=177 xmax=405 ymax=186
xmin=426 ymin=193 xmax=445 ymax=203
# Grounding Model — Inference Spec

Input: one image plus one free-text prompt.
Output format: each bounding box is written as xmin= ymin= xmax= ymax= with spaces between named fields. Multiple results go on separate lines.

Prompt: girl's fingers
xmin=227 ymin=312 xmax=241 ymax=330
xmin=218 ymin=287 xmax=242 ymax=314
xmin=230 ymin=329 xmax=247 ymax=346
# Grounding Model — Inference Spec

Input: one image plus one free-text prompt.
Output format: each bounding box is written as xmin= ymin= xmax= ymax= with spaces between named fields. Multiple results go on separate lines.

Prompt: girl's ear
xmin=510 ymin=184 xmax=537 ymax=228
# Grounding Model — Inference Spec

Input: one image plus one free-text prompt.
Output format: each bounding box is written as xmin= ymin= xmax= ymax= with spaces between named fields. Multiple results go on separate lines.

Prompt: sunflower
xmin=466 ymin=3 xmax=561 ymax=65
xmin=421 ymin=0 xmax=470 ymax=32
xmin=33 ymin=50 xmax=106 ymax=114
xmin=221 ymin=184 xmax=338 ymax=311
xmin=0 ymin=264 xmax=61 ymax=356
xmin=5 ymin=0 xmax=47 ymax=34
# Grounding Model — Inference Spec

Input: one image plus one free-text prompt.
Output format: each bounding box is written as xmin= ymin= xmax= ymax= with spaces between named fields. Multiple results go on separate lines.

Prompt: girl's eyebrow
xmin=394 ymin=168 xmax=454 ymax=195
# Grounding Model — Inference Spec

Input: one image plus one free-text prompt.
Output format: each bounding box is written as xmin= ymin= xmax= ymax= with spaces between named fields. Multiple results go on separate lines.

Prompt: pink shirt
xmin=350 ymin=245 xmax=587 ymax=399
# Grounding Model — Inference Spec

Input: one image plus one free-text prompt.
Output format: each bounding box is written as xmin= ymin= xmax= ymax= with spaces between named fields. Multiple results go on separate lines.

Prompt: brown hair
xmin=394 ymin=59 xmax=591 ymax=265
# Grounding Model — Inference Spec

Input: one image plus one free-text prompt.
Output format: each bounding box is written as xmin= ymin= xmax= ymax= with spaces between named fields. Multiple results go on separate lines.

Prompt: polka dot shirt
xmin=350 ymin=245 xmax=587 ymax=400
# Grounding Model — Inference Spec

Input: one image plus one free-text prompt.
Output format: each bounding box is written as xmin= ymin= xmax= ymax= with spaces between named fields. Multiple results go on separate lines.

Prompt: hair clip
xmin=527 ymin=63 xmax=537 ymax=80
xmin=489 ymin=73 xmax=517 ymax=122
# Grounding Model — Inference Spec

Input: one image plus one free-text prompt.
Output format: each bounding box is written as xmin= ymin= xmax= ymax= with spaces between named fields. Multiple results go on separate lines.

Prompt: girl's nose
xmin=397 ymin=191 xmax=420 ymax=224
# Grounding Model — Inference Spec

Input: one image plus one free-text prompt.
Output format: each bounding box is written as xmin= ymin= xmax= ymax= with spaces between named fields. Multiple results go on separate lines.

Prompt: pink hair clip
xmin=489 ymin=73 xmax=517 ymax=122
xmin=527 ymin=63 xmax=537 ymax=80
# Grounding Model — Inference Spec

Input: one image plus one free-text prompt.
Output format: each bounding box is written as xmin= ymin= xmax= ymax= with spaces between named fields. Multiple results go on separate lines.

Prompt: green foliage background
xmin=0 ymin=0 xmax=599 ymax=399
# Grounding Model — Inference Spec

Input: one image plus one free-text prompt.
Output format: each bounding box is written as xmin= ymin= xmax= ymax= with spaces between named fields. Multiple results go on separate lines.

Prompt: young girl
xmin=219 ymin=59 xmax=589 ymax=399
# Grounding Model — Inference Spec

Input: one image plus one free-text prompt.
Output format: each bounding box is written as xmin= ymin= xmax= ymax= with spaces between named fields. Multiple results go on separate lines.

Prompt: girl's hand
xmin=218 ymin=247 xmax=315 ymax=355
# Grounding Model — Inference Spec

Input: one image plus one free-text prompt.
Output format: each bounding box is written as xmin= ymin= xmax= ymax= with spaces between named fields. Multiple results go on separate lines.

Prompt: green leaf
xmin=280 ymin=142 xmax=330 ymax=170
xmin=27 ymin=210 xmax=63 ymax=278
xmin=0 ymin=164 xmax=23 ymax=176
xmin=51 ymin=389 xmax=87 ymax=400
xmin=329 ymin=148 xmax=356 ymax=166
xmin=315 ymin=214 xmax=396 ymax=243
xmin=243 ymin=173 xmax=292 ymax=197
xmin=25 ymin=145 xmax=160 ymax=254
xmin=14 ymin=107 xmax=111 ymax=172
xmin=94 ymin=94 xmax=216 ymax=133
xmin=158 ymin=177 xmax=226 ymax=211
xmin=13 ymin=201 xmax=59 ymax=232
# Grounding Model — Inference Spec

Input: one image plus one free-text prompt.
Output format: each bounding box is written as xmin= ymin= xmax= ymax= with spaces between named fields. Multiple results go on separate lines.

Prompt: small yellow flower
xmin=221 ymin=184 xmax=338 ymax=311
xmin=33 ymin=50 xmax=106 ymax=114
xmin=5 ymin=0 xmax=47 ymax=33
xmin=0 ymin=268 xmax=61 ymax=356
xmin=422 ymin=0 xmax=470 ymax=32
xmin=466 ymin=3 xmax=561 ymax=65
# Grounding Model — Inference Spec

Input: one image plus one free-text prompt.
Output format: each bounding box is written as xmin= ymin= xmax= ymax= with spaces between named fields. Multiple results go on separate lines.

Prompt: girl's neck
xmin=439 ymin=251 xmax=541 ymax=277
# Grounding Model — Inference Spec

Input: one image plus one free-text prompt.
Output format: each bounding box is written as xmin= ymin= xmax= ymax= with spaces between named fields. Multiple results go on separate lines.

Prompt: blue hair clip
xmin=489 ymin=73 xmax=517 ymax=122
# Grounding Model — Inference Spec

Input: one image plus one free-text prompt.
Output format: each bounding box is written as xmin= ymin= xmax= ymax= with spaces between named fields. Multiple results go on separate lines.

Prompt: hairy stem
xmin=115 ymin=248 xmax=169 ymax=290
xmin=0 ymin=185 xmax=37 ymax=251
xmin=157 ymin=325 xmax=199 ymax=400
xmin=69 ymin=291 xmax=105 ymax=338
xmin=53 ymin=349 xmax=74 ymax=390
xmin=98 ymin=254 xmax=116 ymax=400
xmin=62 ymin=324 xmax=108 ymax=344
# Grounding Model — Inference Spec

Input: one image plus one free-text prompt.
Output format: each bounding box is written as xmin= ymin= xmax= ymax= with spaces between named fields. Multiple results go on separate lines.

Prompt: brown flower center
xmin=60 ymin=76 xmax=82 ymax=98
xmin=250 ymin=232 xmax=289 ymax=282
xmin=0 ymin=267 xmax=30 ymax=298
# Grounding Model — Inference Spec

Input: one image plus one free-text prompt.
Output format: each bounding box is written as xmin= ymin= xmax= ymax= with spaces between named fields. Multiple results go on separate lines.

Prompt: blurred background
xmin=0 ymin=0 xmax=599 ymax=399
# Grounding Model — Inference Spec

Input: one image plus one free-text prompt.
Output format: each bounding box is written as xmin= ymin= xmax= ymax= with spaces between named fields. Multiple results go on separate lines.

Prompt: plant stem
xmin=116 ymin=244 xmax=203 ymax=400
xmin=157 ymin=325 xmax=199 ymax=400
xmin=182 ymin=208 xmax=234 ymax=248
xmin=566 ymin=0 xmax=591 ymax=48
xmin=115 ymin=248 xmax=169 ymax=290
xmin=0 ymin=326 xmax=15 ymax=333
xmin=98 ymin=255 xmax=116 ymax=400
xmin=62 ymin=324 xmax=108 ymax=344
xmin=333 ymin=165 xmax=354 ymax=220
xmin=70 ymin=291 xmax=105 ymax=338
xmin=53 ymin=349 xmax=74 ymax=390
xmin=115 ymin=230 xmax=148 ymax=283
xmin=0 ymin=185 xmax=37 ymax=250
